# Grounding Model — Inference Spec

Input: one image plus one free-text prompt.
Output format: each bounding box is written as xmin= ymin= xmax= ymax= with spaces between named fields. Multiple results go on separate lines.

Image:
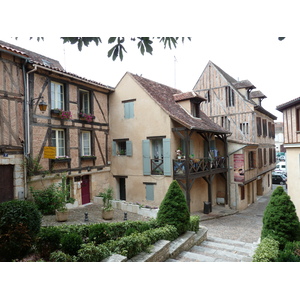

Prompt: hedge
xmin=252 ymin=236 xmax=279 ymax=262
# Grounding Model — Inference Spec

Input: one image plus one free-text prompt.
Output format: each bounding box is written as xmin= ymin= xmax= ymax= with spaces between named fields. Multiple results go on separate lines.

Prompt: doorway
xmin=119 ymin=177 xmax=126 ymax=200
xmin=81 ymin=175 xmax=90 ymax=205
xmin=0 ymin=165 xmax=14 ymax=203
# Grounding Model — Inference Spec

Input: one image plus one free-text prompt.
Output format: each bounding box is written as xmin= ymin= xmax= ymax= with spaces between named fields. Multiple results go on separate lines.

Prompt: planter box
xmin=51 ymin=158 xmax=71 ymax=163
xmin=81 ymin=156 xmax=96 ymax=161
xmin=55 ymin=210 xmax=69 ymax=222
xmin=102 ymin=209 xmax=114 ymax=220
xmin=93 ymin=196 xmax=103 ymax=205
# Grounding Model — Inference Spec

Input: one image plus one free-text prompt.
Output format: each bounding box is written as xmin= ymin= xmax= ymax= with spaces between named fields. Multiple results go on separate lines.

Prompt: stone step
xmin=170 ymin=236 xmax=256 ymax=262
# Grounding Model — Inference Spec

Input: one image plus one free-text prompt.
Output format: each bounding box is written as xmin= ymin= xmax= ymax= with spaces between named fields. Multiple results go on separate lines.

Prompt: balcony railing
xmin=173 ymin=156 xmax=227 ymax=176
xmin=151 ymin=158 xmax=164 ymax=175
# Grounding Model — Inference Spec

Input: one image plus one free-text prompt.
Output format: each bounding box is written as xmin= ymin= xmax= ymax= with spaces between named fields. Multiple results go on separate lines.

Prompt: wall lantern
xmin=30 ymin=96 xmax=47 ymax=113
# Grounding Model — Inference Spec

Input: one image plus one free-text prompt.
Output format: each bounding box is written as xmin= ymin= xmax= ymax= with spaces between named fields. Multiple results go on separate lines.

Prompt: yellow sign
xmin=44 ymin=147 xmax=56 ymax=159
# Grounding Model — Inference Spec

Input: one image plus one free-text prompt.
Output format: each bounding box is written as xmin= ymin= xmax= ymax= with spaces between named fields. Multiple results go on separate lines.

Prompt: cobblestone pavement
xmin=200 ymin=185 xmax=285 ymax=243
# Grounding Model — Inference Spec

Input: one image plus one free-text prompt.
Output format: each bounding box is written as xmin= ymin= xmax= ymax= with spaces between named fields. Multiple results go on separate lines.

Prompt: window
xmin=221 ymin=116 xmax=230 ymax=130
xmin=51 ymin=81 xmax=64 ymax=109
xmin=263 ymin=148 xmax=267 ymax=166
xmin=51 ymin=129 xmax=65 ymax=157
xmin=256 ymin=117 xmax=262 ymax=136
xmin=240 ymin=122 xmax=249 ymax=135
xmin=226 ymin=86 xmax=235 ymax=107
xmin=240 ymin=186 xmax=245 ymax=200
xmin=262 ymin=119 xmax=267 ymax=137
xmin=248 ymin=151 xmax=256 ymax=169
xmin=258 ymin=148 xmax=263 ymax=168
xmin=112 ymin=139 xmax=132 ymax=156
xmin=191 ymin=101 xmax=200 ymax=118
xmin=81 ymin=131 xmax=91 ymax=156
xmin=144 ymin=183 xmax=156 ymax=201
xmin=123 ymin=100 xmax=135 ymax=119
xmin=297 ymin=108 xmax=300 ymax=131
xmin=79 ymin=89 xmax=91 ymax=114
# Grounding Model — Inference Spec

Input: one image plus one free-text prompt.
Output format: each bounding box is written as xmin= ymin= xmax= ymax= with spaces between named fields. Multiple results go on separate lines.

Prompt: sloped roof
xmin=129 ymin=73 xmax=230 ymax=134
xmin=277 ymin=96 xmax=300 ymax=112
xmin=0 ymin=40 xmax=114 ymax=91
xmin=233 ymin=80 xmax=256 ymax=90
xmin=250 ymin=90 xmax=266 ymax=99
xmin=173 ymin=91 xmax=207 ymax=102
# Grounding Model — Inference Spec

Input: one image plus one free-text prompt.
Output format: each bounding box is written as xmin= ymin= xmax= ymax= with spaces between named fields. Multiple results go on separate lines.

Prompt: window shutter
xmin=112 ymin=141 xmax=117 ymax=156
xmin=142 ymin=140 xmax=151 ymax=175
xmin=126 ymin=140 xmax=132 ymax=156
xmin=163 ymin=138 xmax=171 ymax=176
xmin=145 ymin=184 xmax=154 ymax=201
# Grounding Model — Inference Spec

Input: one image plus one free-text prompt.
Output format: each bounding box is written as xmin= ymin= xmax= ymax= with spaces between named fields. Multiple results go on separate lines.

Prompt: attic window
xmin=42 ymin=59 xmax=51 ymax=67
xmin=191 ymin=101 xmax=200 ymax=118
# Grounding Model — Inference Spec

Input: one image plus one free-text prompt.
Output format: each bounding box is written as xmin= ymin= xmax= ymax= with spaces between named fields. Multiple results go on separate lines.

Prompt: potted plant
xmin=55 ymin=174 xmax=75 ymax=222
xmin=99 ymin=187 xmax=114 ymax=220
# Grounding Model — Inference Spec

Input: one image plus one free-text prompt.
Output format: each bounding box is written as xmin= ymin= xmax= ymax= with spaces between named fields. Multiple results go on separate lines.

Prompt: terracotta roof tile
xmin=130 ymin=73 xmax=230 ymax=134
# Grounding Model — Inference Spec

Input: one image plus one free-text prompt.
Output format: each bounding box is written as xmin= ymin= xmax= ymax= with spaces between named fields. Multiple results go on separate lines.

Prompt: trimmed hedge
xmin=189 ymin=215 xmax=200 ymax=232
xmin=0 ymin=200 xmax=41 ymax=261
xmin=252 ymin=236 xmax=279 ymax=262
xmin=276 ymin=241 xmax=300 ymax=262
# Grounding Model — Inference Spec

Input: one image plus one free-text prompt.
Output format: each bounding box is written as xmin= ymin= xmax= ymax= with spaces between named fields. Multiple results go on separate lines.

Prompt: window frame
xmin=122 ymin=99 xmax=135 ymax=119
xmin=225 ymin=86 xmax=235 ymax=107
xmin=81 ymin=131 xmax=92 ymax=156
xmin=51 ymin=81 xmax=65 ymax=110
xmin=240 ymin=122 xmax=249 ymax=135
xmin=51 ymin=129 xmax=66 ymax=157
xmin=79 ymin=89 xmax=91 ymax=114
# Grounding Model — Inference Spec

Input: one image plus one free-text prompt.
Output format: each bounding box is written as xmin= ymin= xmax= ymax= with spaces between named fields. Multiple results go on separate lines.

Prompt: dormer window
xmin=191 ymin=100 xmax=201 ymax=118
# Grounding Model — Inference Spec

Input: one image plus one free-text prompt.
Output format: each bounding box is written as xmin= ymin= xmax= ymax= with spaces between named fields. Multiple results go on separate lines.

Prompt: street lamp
xmin=30 ymin=96 xmax=47 ymax=113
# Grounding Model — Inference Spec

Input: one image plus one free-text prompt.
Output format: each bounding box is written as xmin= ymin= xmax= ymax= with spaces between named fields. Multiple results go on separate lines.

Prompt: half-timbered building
xmin=193 ymin=61 xmax=277 ymax=210
xmin=0 ymin=40 xmax=114 ymax=206
xmin=277 ymin=97 xmax=300 ymax=217
xmin=109 ymin=72 xmax=230 ymax=212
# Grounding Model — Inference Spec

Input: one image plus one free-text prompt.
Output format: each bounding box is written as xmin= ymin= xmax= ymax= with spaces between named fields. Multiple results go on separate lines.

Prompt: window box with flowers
xmin=80 ymin=155 xmax=96 ymax=161
xmin=51 ymin=109 xmax=72 ymax=120
xmin=51 ymin=156 xmax=71 ymax=163
xmin=79 ymin=112 xmax=95 ymax=123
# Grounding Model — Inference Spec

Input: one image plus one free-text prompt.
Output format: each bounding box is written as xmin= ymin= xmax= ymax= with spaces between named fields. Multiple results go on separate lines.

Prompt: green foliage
xmin=261 ymin=186 xmax=300 ymax=248
xmin=23 ymin=156 xmax=44 ymax=177
xmin=0 ymin=200 xmax=41 ymax=261
xmin=30 ymin=184 xmax=60 ymax=215
xmin=276 ymin=241 xmax=300 ymax=262
xmin=156 ymin=180 xmax=190 ymax=235
xmin=142 ymin=225 xmax=178 ymax=244
xmin=189 ymin=215 xmax=200 ymax=232
xmin=77 ymin=242 xmax=111 ymax=262
xmin=61 ymin=232 xmax=83 ymax=256
xmin=49 ymin=250 xmax=75 ymax=262
xmin=36 ymin=226 xmax=62 ymax=260
xmin=99 ymin=187 xmax=114 ymax=211
xmin=252 ymin=236 xmax=280 ymax=262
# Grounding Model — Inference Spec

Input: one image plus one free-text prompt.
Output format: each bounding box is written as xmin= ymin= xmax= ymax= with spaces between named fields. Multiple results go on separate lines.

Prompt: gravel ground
xmin=41 ymin=203 xmax=151 ymax=227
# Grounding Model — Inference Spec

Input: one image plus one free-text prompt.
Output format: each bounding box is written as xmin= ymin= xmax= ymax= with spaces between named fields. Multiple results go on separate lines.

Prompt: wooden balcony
xmin=151 ymin=158 xmax=164 ymax=175
xmin=173 ymin=156 xmax=227 ymax=179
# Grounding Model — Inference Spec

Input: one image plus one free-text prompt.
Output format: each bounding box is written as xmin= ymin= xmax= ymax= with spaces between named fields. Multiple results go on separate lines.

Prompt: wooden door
xmin=0 ymin=165 xmax=14 ymax=203
xmin=81 ymin=175 xmax=90 ymax=205
xmin=119 ymin=177 xmax=126 ymax=200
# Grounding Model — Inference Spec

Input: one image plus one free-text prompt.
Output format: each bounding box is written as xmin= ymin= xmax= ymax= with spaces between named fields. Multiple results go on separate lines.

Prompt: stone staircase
xmin=166 ymin=236 xmax=257 ymax=262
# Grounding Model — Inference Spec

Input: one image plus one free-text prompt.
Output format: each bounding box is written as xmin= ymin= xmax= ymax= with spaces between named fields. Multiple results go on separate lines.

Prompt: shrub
xmin=143 ymin=225 xmax=178 ymax=244
xmin=77 ymin=242 xmax=111 ymax=262
xmin=30 ymin=184 xmax=60 ymax=215
xmin=261 ymin=186 xmax=300 ymax=249
xmin=276 ymin=241 xmax=300 ymax=262
xmin=189 ymin=215 xmax=200 ymax=232
xmin=61 ymin=232 xmax=83 ymax=256
xmin=49 ymin=250 xmax=74 ymax=262
xmin=0 ymin=200 xmax=41 ymax=261
xmin=252 ymin=236 xmax=279 ymax=262
xmin=36 ymin=226 xmax=62 ymax=260
xmin=156 ymin=180 xmax=190 ymax=235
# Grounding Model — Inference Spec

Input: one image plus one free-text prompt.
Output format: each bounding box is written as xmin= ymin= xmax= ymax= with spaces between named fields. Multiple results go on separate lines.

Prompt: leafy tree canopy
xmin=23 ymin=37 xmax=191 ymax=61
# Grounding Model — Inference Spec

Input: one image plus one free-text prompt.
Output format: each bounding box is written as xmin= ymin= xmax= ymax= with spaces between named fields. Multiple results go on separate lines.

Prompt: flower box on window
xmin=80 ymin=155 xmax=96 ymax=161
xmin=51 ymin=109 xmax=72 ymax=120
xmin=79 ymin=112 xmax=95 ymax=123
xmin=51 ymin=156 xmax=71 ymax=163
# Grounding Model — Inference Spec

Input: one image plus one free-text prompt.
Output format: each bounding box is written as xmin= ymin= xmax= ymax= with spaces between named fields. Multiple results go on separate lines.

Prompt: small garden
xmin=0 ymin=180 xmax=200 ymax=262
xmin=252 ymin=186 xmax=300 ymax=262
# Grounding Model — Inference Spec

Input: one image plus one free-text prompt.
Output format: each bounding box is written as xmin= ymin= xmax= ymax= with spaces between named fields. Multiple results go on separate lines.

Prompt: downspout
xmin=23 ymin=64 xmax=38 ymax=198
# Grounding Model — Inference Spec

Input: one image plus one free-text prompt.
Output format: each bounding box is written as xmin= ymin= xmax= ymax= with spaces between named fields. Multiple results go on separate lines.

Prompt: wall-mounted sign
xmin=234 ymin=154 xmax=244 ymax=182
xmin=2 ymin=153 xmax=8 ymax=157
xmin=44 ymin=147 xmax=56 ymax=159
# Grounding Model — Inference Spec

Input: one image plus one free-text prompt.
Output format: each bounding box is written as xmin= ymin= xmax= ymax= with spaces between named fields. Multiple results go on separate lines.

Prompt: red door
xmin=0 ymin=165 xmax=14 ymax=203
xmin=81 ymin=175 xmax=90 ymax=205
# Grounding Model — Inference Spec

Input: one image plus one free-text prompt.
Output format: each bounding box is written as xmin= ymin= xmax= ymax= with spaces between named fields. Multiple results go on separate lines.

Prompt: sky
xmin=2 ymin=35 xmax=300 ymax=122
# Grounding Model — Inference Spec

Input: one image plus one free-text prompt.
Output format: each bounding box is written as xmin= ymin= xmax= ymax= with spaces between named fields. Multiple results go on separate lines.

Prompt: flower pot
xmin=55 ymin=210 xmax=69 ymax=222
xmin=102 ymin=209 xmax=114 ymax=220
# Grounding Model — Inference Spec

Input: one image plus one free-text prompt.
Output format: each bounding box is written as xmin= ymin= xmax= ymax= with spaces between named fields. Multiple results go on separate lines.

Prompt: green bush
xmin=252 ymin=236 xmax=280 ymax=262
xmin=30 ymin=184 xmax=60 ymax=215
xmin=276 ymin=241 xmax=300 ymax=262
xmin=143 ymin=225 xmax=178 ymax=244
xmin=36 ymin=226 xmax=62 ymax=260
xmin=156 ymin=180 xmax=190 ymax=235
xmin=49 ymin=250 xmax=75 ymax=262
xmin=61 ymin=232 xmax=83 ymax=256
xmin=189 ymin=215 xmax=200 ymax=232
xmin=77 ymin=242 xmax=111 ymax=262
xmin=261 ymin=186 xmax=300 ymax=249
xmin=0 ymin=200 xmax=41 ymax=261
